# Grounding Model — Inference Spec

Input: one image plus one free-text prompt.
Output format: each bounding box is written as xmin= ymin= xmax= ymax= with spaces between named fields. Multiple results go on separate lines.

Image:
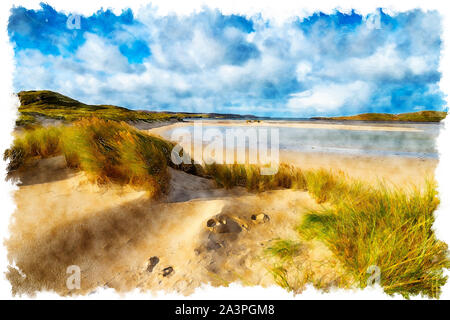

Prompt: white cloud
xmin=351 ymin=44 xmax=405 ymax=79
xmin=187 ymin=29 xmax=225 ymax=70
xmin=76 ymin=33 xmax=130 ymax=73
xmin=11 ymin=8 xmax=444 ymax=116
xmin=287 ymin=81 xmax=372 ymax=113
xmin=295 ymin=62 xmax=312 ymax=81
xmin=407 ymin=56 xmax=431 ymax=75
xmin=321 ymin=44 xmax=436 ymax=81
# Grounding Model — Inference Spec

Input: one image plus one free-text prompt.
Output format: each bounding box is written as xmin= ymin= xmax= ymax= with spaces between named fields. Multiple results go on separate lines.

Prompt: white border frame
xmin=0 ymin=0 xmax=449 ymax=300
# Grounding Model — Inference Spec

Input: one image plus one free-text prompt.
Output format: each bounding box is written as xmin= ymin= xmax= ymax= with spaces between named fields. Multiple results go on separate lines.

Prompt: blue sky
xmin=8 ymin=4 xmax=446 ymax=117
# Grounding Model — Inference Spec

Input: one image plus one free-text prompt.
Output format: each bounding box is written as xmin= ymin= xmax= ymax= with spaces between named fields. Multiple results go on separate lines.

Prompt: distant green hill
xmin=312 ymin=111 xmax=447 ymax=122
xmin=16 ymin=90 xmax=257 ymax=127
xmin=16 ymin=90 xmax=203 ymax=126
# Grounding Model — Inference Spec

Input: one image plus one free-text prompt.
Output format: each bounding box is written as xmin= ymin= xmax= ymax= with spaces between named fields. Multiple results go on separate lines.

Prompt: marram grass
xmin=199 ymin=163 xmax=449 ymax=298
xmin=5 ymin=118 xmax=177 ymax=197
xmin=203 ymin=163 xmax=307 ymax=191
xmin=299 ymin=180 xmax=449 ymax=298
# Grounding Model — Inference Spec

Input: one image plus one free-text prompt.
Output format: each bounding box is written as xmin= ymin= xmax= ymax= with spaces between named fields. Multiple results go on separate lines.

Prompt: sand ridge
xmin=6 ymin=157 xmax=347 ymax=295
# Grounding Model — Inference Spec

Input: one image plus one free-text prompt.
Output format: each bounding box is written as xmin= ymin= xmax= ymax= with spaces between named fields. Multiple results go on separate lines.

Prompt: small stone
xmin=251 ymin=213 xmax=270 ymax=223
xmin=147 ymin=256 xmax=159 ymax=272
xmin=162 ymin=266 xmax=174 ymax=277
xmin=206 ymin=219 xmax=217 ymax=228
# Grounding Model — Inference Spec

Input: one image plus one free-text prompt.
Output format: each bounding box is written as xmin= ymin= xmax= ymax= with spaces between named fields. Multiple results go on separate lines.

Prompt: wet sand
xmin=149 ymin=119 xmax=424 ymax=133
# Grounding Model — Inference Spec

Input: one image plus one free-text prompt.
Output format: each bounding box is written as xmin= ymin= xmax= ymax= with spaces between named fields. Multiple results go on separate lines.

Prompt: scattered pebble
xmin=206 ymin=219 xmax=217 ymax=228
xmin=251 ymin=213 xmax=270 ymax=223
xmin=162 ymin=266 xmax=174 ymax=277
xmin=147 ymin=256 xmax=159 ymax=272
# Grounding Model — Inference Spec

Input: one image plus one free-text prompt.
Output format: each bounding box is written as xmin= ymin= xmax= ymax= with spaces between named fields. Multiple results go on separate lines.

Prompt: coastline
xmin=147 ymin=121 xmax=437 ymax=187
xmin=179 ymin=120 xmax=425 ymax=132
xmin=6 ymin=117 xmax=440 ymax=295
xmin=145 ymin=119 xmax=426 ymax=136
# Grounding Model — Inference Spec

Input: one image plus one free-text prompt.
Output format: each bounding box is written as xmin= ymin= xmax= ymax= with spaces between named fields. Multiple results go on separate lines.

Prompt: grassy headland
xmin=16 ymin=90 xmax=257 ymax=127
xmin=312 ymin=110 xmax=447 ymax=122
xmin=16 ymin=90 xmax=446 ymax=126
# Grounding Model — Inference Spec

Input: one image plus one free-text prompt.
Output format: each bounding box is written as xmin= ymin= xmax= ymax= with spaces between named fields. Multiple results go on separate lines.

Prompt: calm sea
xmin=163 ymin=120 xmax=441 ymax=159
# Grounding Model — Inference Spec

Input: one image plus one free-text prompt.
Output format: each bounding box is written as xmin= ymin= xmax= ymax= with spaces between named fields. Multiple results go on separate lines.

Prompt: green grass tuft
xmin=5 ymin=118 xmax=179 ymax=197
xmin=200 ymin=162 xmax=449 ymax=298
xmin=203 ymin=163 xmax=307 ymax=191
xmin=298 ymin=180 xmax=449 ymax=298
xmin=265 ymin=239 xmax=303 ymax=261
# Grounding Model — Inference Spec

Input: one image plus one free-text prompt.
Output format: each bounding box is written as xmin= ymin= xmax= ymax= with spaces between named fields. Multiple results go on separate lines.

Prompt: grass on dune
xmin=202 ymin=162 xmax=355 ymax=203
xmin=203 ymin=163 xmax=307 ymax=191
xmin=299 ymin=180 xmax=449 ymax=298
xmin=4 ymin=126 xmax=449 ymax=297
xmin=265 ymin=239 xmax=303 ymax=262
xmin=199 ymin=163 xmax=449 ymax=298
xmin=4 ymin=118 xmax=180 ymax=197
xmin=4 ymin=126 xmax=62 ymax=170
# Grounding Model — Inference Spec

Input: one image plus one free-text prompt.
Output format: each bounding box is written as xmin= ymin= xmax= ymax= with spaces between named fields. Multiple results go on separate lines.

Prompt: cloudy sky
xmin=8 ymin=4 xmax=446 ymax=117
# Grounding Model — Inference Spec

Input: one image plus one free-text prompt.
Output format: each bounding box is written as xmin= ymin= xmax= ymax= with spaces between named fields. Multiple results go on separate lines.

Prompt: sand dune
xmin=6 ymin=122 xmax=436 ymax=295
xmin=6 ymin=157 xmax=348 ymax=295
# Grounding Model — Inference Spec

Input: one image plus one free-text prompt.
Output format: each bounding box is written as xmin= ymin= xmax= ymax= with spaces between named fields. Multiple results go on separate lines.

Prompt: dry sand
xmin=280 ymin=151 xmax=436 ymax=187
xmin=6 ymin=157 xmax=348 ymax=295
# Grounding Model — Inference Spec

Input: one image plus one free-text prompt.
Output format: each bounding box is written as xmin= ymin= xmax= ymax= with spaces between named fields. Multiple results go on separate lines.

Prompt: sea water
xmin=163 ymin=121 xmax=441 ymax=159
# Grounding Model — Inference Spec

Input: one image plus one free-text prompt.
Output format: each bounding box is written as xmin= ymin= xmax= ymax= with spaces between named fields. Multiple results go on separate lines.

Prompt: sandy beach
xmin=148 ymin=119 xmax=426 ymax=135
xmin=6 ymin=156 xmax=349 ymax=295
xmin=148 ymin=121 xmax=438 ymax=187
xmin=201 ymin=120 xmax=424 ymax=132
xmin=6 ymin=120 xmax=438 ymax=295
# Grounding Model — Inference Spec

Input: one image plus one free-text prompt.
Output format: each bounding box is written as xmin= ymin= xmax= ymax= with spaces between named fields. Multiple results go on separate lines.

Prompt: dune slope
xmin=6 ymin=156 xmax=348 ymax=295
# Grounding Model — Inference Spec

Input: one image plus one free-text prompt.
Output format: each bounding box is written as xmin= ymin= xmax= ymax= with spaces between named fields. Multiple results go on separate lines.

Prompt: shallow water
xmin=164 ymin=121 xmax=441 ymax=159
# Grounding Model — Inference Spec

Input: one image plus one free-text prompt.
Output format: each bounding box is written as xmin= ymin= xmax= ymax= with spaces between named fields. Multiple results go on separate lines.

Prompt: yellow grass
xmin=5 ymin=118 xmax=176 ymax=197
xmin=200 ymin=163 xmax=449 ymax=298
